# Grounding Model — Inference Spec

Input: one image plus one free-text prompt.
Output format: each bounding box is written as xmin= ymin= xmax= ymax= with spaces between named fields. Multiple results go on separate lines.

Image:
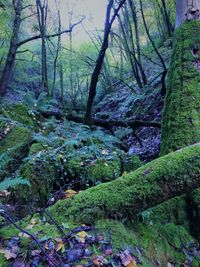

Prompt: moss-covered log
xmin=50 ymin=143 xmax=200 ymax=223
xmin=161 ymin=21 xmax=200 ymax=155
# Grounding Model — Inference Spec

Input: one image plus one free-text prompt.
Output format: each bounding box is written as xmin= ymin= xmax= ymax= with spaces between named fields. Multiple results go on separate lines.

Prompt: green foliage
xmin=0 ymin=103 xmax=36 ymax=128
xmin=0 ymin=176 xmax=30 ymax=191
xmin=21 ymin=91 xmax=59 ymax=112
xmin=0 ymin=144 xmax=22 ymax=177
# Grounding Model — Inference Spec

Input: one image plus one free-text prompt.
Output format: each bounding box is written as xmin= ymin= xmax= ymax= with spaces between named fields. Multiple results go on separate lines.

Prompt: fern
xmin=0 ymin=143 xmax=24 ymax=176
xmin=0 ymin=177 xmax=30 ymax=191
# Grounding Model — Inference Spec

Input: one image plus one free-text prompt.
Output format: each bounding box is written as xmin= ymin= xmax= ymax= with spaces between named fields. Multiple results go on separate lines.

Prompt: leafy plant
xmin=0 ymin=176 xmax=30 ymax=192
xmin=21 ymin=91 xmax=58 ymax=112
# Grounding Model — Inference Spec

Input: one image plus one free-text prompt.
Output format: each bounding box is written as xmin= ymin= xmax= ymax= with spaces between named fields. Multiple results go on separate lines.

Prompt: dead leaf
xmin=64 ymin=189 xmax=77 ymax=199
xmin=19 ymin=232 xmax=30 ymax=238
xmin=0 ymin=249 xmax=17 ymax=260
xmin=26 ymin=218 xmax=38 ymax=229
xmin=127 ymin=260 xmax=137 ymax=267
xmin=55 ymin=238 xmax=64 ymax=252
xmin=75 ymin=231 xmax=88 ymax=243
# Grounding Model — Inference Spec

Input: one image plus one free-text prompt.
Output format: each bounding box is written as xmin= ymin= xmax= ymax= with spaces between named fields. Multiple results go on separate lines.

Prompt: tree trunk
xmin=0 ymin=0 xmax=22 ymax=96
xmin=36 ymin=0 xmax=49 ymax=95
xmin=160 ymin=21 xmax=200 ymax=155
xmin=176 ymin=0 xmax=200 ymax=28
xmin=50 ymin=144 xmax=200 ymax=223
xmin=84 ymin=0 xmax=127 ymax=125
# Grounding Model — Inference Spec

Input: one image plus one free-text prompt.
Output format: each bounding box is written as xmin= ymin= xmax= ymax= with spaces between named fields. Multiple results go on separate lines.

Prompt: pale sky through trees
xmin=48 ymin=0 xmax=108 ymax=44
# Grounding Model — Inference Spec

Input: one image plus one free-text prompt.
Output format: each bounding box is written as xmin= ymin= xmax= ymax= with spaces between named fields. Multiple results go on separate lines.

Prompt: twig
xmin=0 ymin=210 xmax=57 ymax=267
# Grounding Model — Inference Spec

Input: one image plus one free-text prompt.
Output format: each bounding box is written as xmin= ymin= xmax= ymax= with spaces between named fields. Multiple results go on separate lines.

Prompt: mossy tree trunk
xmin=161 ymin=3 xmax=200 ymax=238
xmin=176 ymin=0 xmax=200 ymax=28
xmin=50 ymin=144 xmax=200 ymax=223
xmin=160 ymin=21 xmax=200 ymax=155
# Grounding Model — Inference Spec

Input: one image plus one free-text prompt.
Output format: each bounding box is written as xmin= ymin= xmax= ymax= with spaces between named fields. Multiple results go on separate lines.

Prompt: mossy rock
xmin=146 ymin=196 xmax=189 ymax=228
xmin=29 ymin=143 xmax=49 ymax=155
xmin=0 ymin=126 xmax=32 ymax=178
xmin=123 ymin=154 xmax=143 ymax=172
xmin=0 ymin=126 xmax=32 ymax=154
xmin=18 ymin=153 xmax=58 ymax=207
xmin=87 ymin=159 xmax=121 ymax=184
xmin=0 ymin=103 xmax=36 ymax=128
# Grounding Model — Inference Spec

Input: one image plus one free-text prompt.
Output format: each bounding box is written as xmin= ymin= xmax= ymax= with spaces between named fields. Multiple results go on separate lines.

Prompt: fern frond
xmin=0 ymin=143 xmax=23 ymax=175
xmin=0 ymin=177 xmax=30 ymax=191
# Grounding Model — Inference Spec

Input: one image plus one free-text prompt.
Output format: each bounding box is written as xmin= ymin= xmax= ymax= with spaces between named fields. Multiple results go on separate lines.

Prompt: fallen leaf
xmin=26 ymin=218 xmax=38 ymax=229
xmin=44 ymin=240 xmax=55 ymax=250
xmin=75 ymin=231 xmax=88 ymax=243
xmin=127 ymin=260 xmax=137 ymax=267
xmin=64 ymin=189 xmax=77 ymax=199
xmin=18 ymin=232 xmax=30 ymax=238
xmin=0 ymin=249 xmax=17 ymax=260
xmin=55 ymin=238 xmax=64 ymax=252
xmin=102 ymin=149 xmax=108 ymax=155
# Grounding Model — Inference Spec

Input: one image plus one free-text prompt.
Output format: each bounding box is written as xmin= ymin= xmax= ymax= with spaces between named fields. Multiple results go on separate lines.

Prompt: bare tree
xmin=36 ymin=0 xmax=49 ymax=94
xmin=84 ymin=0 xmax=127 ymax=125
xmin=0 ymin=0 xmax=22 ymax=96
xmin=0 ymin=0 xmax=83 ymax=97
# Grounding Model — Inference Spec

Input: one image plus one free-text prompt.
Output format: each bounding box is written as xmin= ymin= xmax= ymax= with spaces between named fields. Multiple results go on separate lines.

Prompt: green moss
xmin=49 ymin=144 xmax=200 ymax=224
xmin=29 ymin=143 xmax=49 ymax=155
xmin=87 ymin=159 xmax=121 ymax=184
xmin=64 ymin=157 xmax=82 ymax=178
xmin=0 ymin=103 xmax=36 ymax=128
xmin=18 ymin=154 xmax=58 ymax=206
xmin=149 ymin=196 xmax=189 ymax=227
xmin=0 ymin=126 xmax=32 ymax=154
xmin=124 ymin=154 xmax=143 ymax=172
xmin=161 ymin=21 xmax=200 ymax=155
xmin=96 ymin=219 xmax=195 ymax=266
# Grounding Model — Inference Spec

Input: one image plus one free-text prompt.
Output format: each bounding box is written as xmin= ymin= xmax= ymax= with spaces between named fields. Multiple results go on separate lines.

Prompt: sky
xmin=48 ymin=0 xmax=108 ymax=44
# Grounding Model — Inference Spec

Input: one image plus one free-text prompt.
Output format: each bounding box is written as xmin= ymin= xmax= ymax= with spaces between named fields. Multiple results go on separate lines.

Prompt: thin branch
xmin=0 ymin=210 xmax=57 ymax=267
xmin=16 ymin=17 xmax=85 ymax=48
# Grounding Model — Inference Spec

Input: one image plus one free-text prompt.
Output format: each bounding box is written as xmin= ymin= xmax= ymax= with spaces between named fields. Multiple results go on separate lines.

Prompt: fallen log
xmin=40 ymin=110 xmax=161 ymax=129
xmin=49 ymin=143 xmax=200 ymax=224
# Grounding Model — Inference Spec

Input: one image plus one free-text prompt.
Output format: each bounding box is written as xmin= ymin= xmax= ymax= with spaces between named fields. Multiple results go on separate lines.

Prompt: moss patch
xmin=0 ymin=126 xmax=32 ymax=154
xmin=0 ymin=103 xmax=36 ymax=128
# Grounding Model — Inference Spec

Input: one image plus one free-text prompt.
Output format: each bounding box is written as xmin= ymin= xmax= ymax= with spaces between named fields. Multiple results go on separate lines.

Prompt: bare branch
xmin=16 ymin=17 xmax=85 ymax=48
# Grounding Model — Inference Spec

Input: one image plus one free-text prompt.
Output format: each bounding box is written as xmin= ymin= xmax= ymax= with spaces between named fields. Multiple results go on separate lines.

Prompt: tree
xmin=84 ymin=0 xmax=127 ymax=126
xmin=0 ymin=0 xmax=22 ymax=96
xmin=36 ymin=0 xmax=49 ymax=95
xmin=0 ymin=1 xmax=82 ymax=97
xmin=50 ymin=0 xmax=200 ymax=225
xmin=176 ymin=0 xmax=200 ymax=28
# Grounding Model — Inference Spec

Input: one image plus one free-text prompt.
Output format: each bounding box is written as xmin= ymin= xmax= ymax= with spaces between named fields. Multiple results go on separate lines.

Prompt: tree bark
xmin=50 ymin=143 xmax=200 ymax=223
xmin=36 ymin=0 xmax=49 ymax=95
xmin=161 ymin=21 xmax=200 ymax=155
xmin=176 ymin=0 xmax=200 ymax=28
xmin=0 ymin=0 xmax=22 ymax=96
